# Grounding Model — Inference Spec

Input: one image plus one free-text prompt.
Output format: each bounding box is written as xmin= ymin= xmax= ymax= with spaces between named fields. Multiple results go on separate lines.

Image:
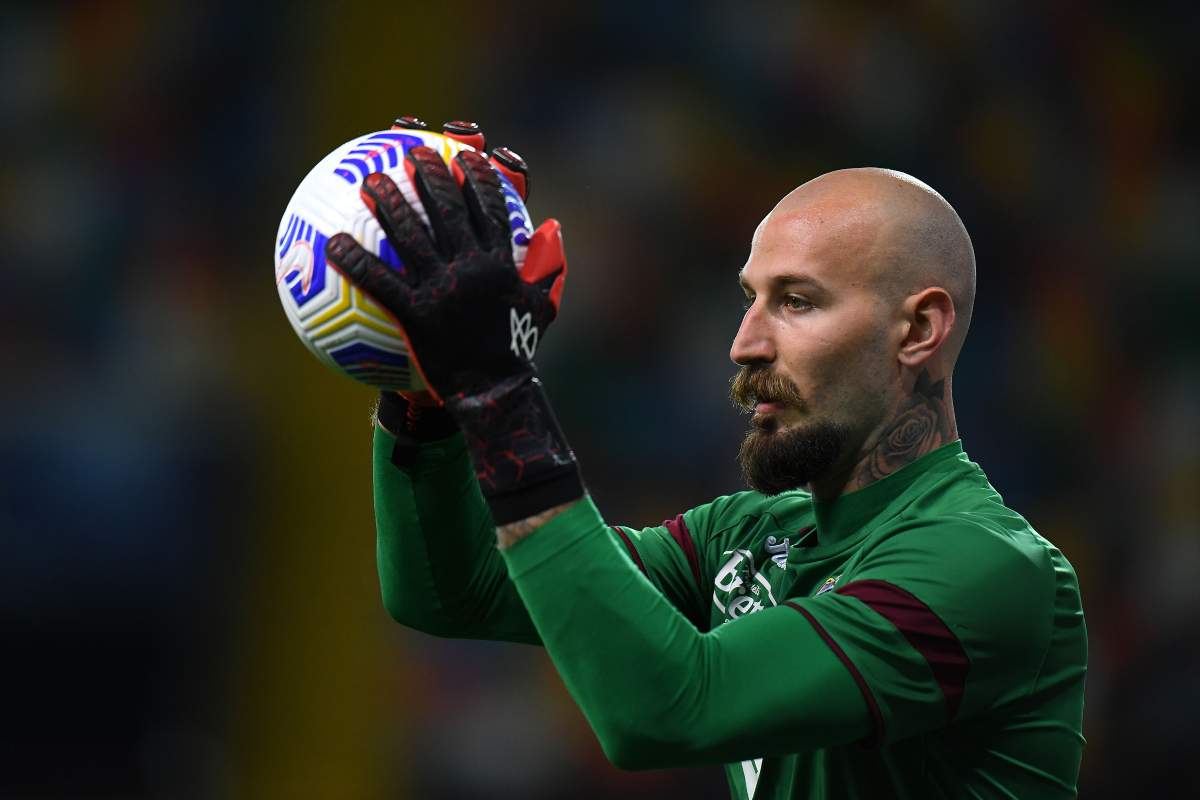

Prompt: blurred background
xmin=3 ymin=1 xmax=1197 ymax=797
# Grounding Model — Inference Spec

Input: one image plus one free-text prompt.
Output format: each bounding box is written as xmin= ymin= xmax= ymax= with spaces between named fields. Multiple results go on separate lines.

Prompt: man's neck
xmin=810 ymin=369 xmax=958 ymax=502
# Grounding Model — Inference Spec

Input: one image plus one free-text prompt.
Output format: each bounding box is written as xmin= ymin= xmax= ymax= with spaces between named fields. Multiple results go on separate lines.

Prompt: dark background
xmin=3 ymin=1 xmax=1197 ymax=797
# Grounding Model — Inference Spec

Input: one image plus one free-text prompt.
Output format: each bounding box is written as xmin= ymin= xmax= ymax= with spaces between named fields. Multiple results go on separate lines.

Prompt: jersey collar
xmin=811 ymin=440 xmax=967 ymax=549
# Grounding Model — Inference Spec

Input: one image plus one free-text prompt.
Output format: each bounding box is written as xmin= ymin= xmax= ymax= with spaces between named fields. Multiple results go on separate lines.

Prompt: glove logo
xmin=510 ymin=308 xmax=539 ymax=360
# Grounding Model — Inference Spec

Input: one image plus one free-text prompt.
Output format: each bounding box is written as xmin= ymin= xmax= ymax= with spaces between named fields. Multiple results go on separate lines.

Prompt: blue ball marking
xmin=334 ymin=132 xmax=426 ymax=183
xmin=378 ymin=238 xmax=404 ymax=271
xmin=329 ymin=341 xmax=412 ymax=369
xmin=278 ymin=213 xmax=298 ymax=250
xmin=496 ymin=172 xmax=533 ymax=246
xmin=282 ymin=224 xmax=328 ymax=307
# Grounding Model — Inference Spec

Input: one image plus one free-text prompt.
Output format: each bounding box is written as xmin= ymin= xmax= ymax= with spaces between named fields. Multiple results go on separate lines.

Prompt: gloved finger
xmin=325 ymin=233 xmax=441 ymax=399
xmin=442 ymin=120 xmax=486 ymax=151
xmin=455 ymin=150 xmax=511 ymax=251
xmin=520 ymin=218 xmax=567 ymax=313
xmin=325 ymin=232 xmax=414 ymax=317
xmin=360 ymin=172 xmax=441 ymax=283
xmin=405 ymin=145 xmax=472 ymax=259
xmin=490 ymin=147 xmax=529 ymax=202
xmin=391 ymin=116 xmax=429 ymax=131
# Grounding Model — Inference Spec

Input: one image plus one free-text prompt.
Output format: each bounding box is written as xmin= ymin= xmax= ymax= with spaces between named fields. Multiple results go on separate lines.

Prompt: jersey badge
xmin=815 ymin=574 xmax=842 ymax=596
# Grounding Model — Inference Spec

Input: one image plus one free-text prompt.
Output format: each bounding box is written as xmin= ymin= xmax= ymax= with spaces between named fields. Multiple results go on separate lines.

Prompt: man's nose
xmin=730 ymin=302 xmax=776 ymax=366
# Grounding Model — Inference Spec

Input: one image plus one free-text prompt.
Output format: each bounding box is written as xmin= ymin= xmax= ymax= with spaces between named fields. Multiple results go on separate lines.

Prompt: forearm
xmin=495 ymin=500 xmax=575 ymax=549
xmin=500 ymin=497 xmax=871 ymax=769
xmin=373 ymin=406 xmax=539 ymax=643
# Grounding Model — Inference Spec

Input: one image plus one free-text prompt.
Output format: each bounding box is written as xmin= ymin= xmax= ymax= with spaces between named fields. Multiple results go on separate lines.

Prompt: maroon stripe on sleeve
xmin=785 ymin=602 xmax=884 ymax=746
xmin=663 ymin=513 xmax=704 ymax=594
xmin=835 ymin=579 xmax=969 ymax=722
xmin=609 ymin=526 xmax=648 ymax=577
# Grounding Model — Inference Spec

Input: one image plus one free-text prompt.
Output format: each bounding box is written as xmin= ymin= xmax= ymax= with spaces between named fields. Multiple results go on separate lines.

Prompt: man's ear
xmin=898 ymin=287 xmax=955 ymax=368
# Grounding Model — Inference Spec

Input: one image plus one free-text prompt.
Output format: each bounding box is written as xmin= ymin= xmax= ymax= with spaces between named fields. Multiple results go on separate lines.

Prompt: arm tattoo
xmin=495 ymin=499 xmax=580 ymax=549
xmin=854 ymin=369 xmax=956 ymax=489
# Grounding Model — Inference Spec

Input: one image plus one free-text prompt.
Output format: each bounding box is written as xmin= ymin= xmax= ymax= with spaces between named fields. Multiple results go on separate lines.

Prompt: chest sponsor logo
xmin=713 ymin=549 xmax=778 ymax=621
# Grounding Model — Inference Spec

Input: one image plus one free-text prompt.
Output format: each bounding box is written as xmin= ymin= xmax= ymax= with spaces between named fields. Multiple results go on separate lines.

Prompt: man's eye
xmin=783 ymin=295 xmax=813 ymax=311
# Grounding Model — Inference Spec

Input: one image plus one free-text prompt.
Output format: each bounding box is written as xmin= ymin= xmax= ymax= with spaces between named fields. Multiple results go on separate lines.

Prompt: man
xmin=326 ymin=119 xmax=1087 ymax=798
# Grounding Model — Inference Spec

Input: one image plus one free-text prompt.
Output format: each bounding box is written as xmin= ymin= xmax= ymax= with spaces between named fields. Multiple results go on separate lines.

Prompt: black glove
xmin=326 ymin=127 xmax=582 ymax=524
xmin=374 ymin=118 xmax=536 ymax=447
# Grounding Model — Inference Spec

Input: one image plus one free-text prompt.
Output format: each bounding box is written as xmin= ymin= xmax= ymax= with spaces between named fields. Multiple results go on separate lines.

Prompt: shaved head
xmin=766 ymin=167 xmax=976 ymax=369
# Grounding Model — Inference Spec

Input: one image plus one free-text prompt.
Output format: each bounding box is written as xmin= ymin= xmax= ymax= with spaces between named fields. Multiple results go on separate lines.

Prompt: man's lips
xmin=754 ymin=401 xmax=787 ymax=415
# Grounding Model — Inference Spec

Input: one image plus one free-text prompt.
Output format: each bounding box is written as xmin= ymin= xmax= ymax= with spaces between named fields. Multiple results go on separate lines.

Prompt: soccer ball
xmin=274 ymin=129 xmax=534 ymax=391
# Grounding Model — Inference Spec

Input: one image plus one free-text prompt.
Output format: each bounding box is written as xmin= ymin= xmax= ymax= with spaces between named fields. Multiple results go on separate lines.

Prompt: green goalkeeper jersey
xmin=373 ymin=428 xmax=1086 ymax=799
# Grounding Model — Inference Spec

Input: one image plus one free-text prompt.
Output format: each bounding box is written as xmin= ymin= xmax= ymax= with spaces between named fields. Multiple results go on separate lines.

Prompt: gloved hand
xmin=328 ymin=119 xmax=582 ymax=523
xmin=372 ymin=119 xmax=551 ymax=444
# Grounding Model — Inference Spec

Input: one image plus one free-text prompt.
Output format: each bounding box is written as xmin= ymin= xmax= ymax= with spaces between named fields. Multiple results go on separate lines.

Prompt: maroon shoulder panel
xmin=662 ymin=513 xmax=705 ymax=594
xmin=785 ymin=602 xmax=884 ymax=746
xmin=609 ymin=526 xmax=648 ymax=577
xmin=835 ymin=579 xmax=969 ymax=722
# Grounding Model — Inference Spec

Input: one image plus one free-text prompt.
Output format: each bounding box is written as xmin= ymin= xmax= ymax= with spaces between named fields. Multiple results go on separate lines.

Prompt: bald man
xmin=344 ymin=154 xmax=1086 ymax=799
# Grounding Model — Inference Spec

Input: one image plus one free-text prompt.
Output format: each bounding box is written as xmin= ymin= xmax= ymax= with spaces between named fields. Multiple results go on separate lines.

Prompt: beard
xmin=737 ymin=420 xmax=849 ymax=495
xmin=731 ymin=366 xmax=850 ymax=495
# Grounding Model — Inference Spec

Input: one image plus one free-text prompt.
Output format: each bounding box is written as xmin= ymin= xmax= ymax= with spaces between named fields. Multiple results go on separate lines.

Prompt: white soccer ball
xmin=274 ymin=129 xmax=534 ymax=391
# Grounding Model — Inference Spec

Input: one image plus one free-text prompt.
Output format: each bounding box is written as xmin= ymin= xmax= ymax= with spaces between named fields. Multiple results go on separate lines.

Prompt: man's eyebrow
xmin=738 ymin=273 xmax=828 ymax=293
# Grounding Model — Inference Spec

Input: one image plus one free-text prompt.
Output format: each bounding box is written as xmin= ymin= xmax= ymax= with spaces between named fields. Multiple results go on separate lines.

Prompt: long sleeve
xmin=373 ymin=424 xmax=540 ymax=643
xmin=373 ymin=420 xmax=719 ymax=646
xmin=499 ymin=496 xmax=873 ymax=769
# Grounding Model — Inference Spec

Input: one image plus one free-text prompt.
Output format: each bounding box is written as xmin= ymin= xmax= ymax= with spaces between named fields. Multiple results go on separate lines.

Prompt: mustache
xmin=730 ymin=366 xmax=807 ymax=412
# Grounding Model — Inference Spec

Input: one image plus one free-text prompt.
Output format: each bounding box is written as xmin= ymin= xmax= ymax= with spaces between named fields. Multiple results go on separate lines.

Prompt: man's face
xmin=729 ymin=199 xmax=898 ymax=494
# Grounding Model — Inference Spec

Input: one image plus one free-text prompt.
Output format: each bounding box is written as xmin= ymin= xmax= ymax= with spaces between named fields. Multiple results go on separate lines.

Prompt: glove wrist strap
xmin=376 ymin=391 xmax=459 ymax=440
xmin=376 ymin=392 xmax=460 ymax=470
xmin=447 ymin=372 xmax=585 ymax=525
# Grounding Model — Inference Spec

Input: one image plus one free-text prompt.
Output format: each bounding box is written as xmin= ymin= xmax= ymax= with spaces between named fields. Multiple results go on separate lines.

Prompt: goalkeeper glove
xmin=327 ymin=126 xmax=581 ymax=523
xmin=374 ymin=119 xmax=540 ymax=443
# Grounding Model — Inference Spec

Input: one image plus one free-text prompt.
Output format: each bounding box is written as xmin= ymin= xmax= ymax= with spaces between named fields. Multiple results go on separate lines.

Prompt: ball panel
xmin=350 ymin=286 xmax=399 ymax=328
xmin=327 ymin=340 xmax=415 ymax=393
xmin=297 ymin=274 xmax=346 ymax=332
xmin=309 ymin=297 xmax=398 ymax=342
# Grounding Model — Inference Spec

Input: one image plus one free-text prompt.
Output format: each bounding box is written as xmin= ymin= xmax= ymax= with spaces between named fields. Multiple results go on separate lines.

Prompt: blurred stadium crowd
xmin=2 ymin=2 xmax=1196 ymax=797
